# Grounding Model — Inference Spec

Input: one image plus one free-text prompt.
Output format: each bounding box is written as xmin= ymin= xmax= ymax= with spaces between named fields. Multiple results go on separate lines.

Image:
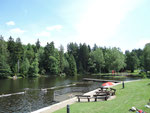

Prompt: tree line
xmin=0 ymin=35 xmax=150 ymax=78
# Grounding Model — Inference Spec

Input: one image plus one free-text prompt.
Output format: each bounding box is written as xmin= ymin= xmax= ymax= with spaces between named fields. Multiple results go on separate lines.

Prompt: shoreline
xmin=31 ymin=79 xmax=140 ymax=113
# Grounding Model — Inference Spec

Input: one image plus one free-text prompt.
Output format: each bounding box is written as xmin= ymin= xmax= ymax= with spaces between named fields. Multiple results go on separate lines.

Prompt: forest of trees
xmin=0 ymin=35 xmax=150 ymax=78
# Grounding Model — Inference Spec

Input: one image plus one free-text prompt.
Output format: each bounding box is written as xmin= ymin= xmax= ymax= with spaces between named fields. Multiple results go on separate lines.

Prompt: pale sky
xmin=0 ymin=0 xmax=150 ymax=52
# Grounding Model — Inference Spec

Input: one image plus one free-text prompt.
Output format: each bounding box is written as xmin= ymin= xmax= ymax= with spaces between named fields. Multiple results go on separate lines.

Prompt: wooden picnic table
xmin=76 ymin=95 xmax=91 ymax=102
xmin=93 ymin=94 xmax=110 ymax=101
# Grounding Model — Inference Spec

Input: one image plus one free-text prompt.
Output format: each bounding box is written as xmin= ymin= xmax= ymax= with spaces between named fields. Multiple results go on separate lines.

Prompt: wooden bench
xmin=76 ymin=95 xmax=91 ymax=102
xmin=99 ymin=87 xmax=108 ymax=91
xmin=93 ymin=93 xmax=110 ymax=101
xmin=95 ymin=91 xmax=110 ymax=95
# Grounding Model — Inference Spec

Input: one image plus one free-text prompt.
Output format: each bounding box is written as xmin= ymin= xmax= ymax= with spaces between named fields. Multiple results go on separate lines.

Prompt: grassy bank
xmin=91 ymin=72 xmax=140 ymax=76
xmin=54 ymin=79 xmax=150 ymax=113
xmin=7 ymin=76 xmax=22 ymax=79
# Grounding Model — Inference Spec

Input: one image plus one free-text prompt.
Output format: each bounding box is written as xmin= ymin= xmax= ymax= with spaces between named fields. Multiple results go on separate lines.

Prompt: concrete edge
xmin=31 ymin=97 xmax=76 ymax=113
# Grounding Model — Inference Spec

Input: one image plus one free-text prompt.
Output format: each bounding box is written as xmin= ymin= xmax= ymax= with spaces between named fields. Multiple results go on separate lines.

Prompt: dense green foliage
xmin=54 ymin=79 xmax=150 ymax=113
xmin=143 ymin=43 xmax=150 ymax=72
xmin=104 ymin=47 xmax=126 ymax=72
xmin=125 ymin=50 xmax=140 ymax=72
xmin=0 ymin=35 xmax=149 ymax=78
xmin=90 ymin=48 xmax=104 ymax=73
xmin=0 ymin=36 xmax=11 ymax=78
xmin=68 ymin=54 xmax=77 ymax=76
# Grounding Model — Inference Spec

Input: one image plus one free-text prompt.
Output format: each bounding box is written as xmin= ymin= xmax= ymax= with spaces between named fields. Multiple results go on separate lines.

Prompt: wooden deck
xmin=83 ymin=78 xmax=121 ymax=83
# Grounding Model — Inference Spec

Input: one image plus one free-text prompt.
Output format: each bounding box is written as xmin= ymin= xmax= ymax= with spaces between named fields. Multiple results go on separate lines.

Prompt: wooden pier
xmin=83 ymin=78 xmax=121 ymax=83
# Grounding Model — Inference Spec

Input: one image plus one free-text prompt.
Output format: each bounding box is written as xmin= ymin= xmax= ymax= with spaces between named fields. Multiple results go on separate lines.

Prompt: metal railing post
xmin=67 ymin=105 xmax=70 ymax=113
xmin=122 ymin=81 xmax=125 ymax=89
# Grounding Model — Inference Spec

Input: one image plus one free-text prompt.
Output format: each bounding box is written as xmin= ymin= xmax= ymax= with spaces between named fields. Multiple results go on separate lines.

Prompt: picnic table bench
xmin=99 ymin=87 xmax=108 ymax=91
xmin=95 ymin=91 xmax=110 ymax=95
xmin=98 ymin=87 xmax=116 ymax=96
xmin=93 ymin=93 xmax=110 ymax=101
xmin=76 ymin=95 xmax=91 ymax=102
xmin=75 ymin=88 xmax=116 ymax=102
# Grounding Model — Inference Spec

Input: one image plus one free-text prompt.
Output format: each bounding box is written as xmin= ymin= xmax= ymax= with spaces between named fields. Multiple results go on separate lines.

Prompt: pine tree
xmin=78 ymin=43 xmax=89 ymax=73
xmin=20 ymin=58 xmax=30 ymax=77
xmin=64 ymin=53 xmax=70 ymax=75
xmin=43 ymin=42 xmax=58 ymax=74
xmin=35 ymin=39 xmax=40 ymax=52
xmin=25 ymin=44 xmax=35 ymax=63
xmin=59 ymin=45 xmax=65 ymax=74
xmin=7 ymin=36 xmax=16 ymax=74
xmin=68 ymin=54 xmax=77 ymax=76
xmin=0 ymin=36 xmax=11 ymax=78
xmin=15 ymin=38 xmax=24 ymax=61
xmin=7 ymin=37 xmax=24 ymax=75
xmin=67 ymin=42 xmax=79 ymax=63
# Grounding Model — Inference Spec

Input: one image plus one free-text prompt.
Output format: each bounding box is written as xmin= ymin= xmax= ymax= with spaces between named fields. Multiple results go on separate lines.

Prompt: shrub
xmin=139 ymin=72 xmax=147 ymax=78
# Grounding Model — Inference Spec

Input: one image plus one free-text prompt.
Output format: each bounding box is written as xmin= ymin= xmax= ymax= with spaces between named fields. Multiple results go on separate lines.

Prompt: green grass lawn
xmin=54 ymin=79 xmax=150 ymax=113
xmin=91 ymin=72 xmax=140 ymax=77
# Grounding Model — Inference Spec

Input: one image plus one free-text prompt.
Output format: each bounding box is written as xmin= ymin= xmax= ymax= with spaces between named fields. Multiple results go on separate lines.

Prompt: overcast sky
xmin=0 ymin=0 xmax=150 ymax=52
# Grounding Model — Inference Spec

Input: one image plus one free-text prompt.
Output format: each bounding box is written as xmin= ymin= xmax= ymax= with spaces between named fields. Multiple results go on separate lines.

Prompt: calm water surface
xmin=0 ymin=75 xmax=140 ymax=113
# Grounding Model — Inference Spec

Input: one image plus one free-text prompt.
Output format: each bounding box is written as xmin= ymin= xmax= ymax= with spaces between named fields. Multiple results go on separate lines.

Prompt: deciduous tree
xmin=143 ymin=43 xmax=150 ymax=72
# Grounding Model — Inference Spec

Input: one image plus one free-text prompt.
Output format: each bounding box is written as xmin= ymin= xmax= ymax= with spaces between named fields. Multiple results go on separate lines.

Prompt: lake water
xmin=0 ymin=75 xmax=140 ymax=113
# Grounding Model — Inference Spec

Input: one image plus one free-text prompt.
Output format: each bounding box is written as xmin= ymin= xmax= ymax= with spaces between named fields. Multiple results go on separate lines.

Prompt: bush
xmin=139 ymin=72 xmax=147 ymax=78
